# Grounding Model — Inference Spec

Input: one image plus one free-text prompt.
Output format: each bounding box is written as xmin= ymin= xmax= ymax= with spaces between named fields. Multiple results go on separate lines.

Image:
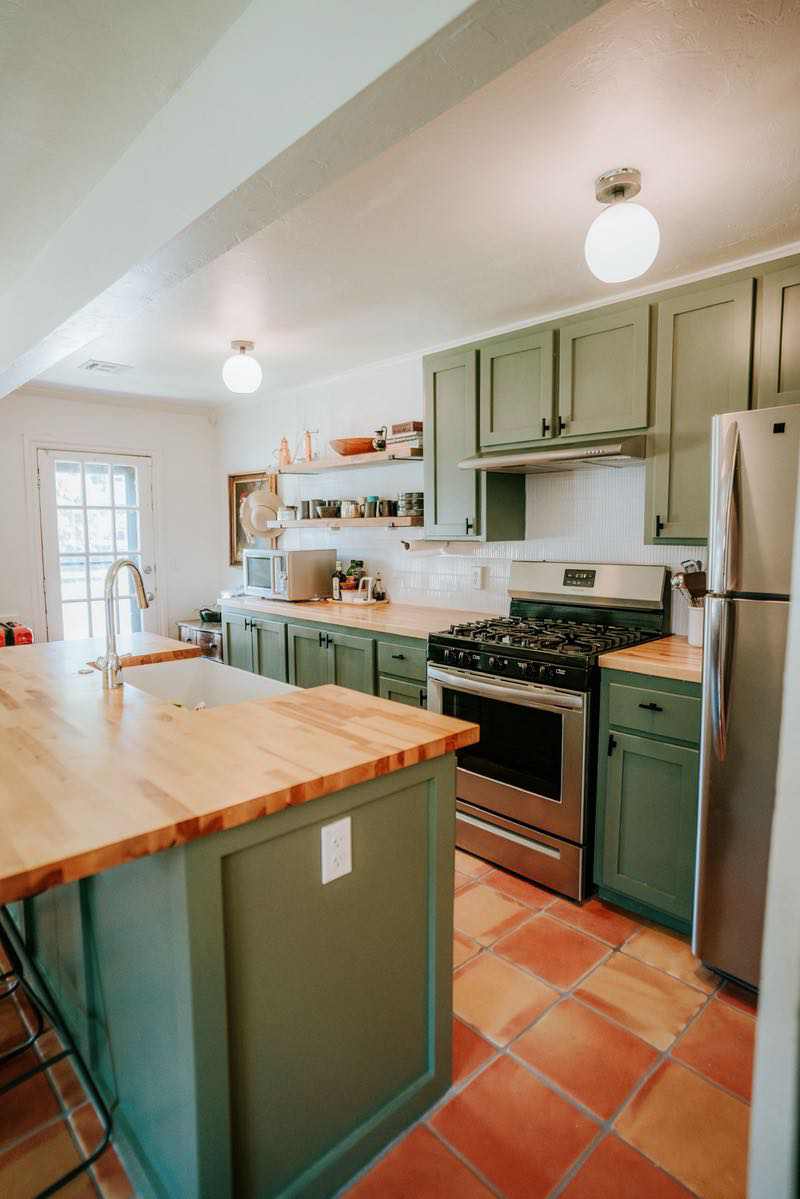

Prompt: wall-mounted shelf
xmin=278 ymin=447 xmax=422 ymax=474
xmin=266 ymin=516 xmax=423 ymax=530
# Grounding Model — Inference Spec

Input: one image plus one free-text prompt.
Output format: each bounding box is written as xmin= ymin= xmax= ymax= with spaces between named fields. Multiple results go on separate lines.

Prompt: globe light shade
xmin=222 ymin=349 xmax=263 ymax=394
xmin=584 ymin=201 xmax=660 ymax=283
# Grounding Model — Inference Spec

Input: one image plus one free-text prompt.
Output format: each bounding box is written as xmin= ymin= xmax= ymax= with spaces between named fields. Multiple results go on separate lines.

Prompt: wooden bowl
xmin=329 ymin=437 xmax=376 ymax=457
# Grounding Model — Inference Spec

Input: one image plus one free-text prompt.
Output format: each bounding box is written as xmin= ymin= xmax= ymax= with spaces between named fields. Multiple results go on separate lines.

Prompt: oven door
xmin=427 ymin=664 xmax=588 ymax=844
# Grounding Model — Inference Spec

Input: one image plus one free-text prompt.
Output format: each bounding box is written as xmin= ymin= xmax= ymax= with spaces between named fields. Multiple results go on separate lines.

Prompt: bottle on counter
xmin=372 ymin=572 xmax=386 ymax=602
xmin=331 ymin=560 xmax=346 ymax=601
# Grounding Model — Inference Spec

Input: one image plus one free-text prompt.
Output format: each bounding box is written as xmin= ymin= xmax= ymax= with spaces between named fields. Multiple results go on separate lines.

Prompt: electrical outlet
xmin=471 ymin=565 xmax=485 ymax=590
xmin=321 ymin=816 xmax=352 ymax=884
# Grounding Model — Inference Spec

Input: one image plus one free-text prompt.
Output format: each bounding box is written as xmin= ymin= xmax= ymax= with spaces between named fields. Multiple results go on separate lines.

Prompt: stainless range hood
xmin=458 ymin=436 xmax=646 ymax=474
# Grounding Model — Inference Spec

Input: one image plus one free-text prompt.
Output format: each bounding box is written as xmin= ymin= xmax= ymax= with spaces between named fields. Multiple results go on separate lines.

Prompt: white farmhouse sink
xmin=123 ymin=656 xmax=298 ymax=709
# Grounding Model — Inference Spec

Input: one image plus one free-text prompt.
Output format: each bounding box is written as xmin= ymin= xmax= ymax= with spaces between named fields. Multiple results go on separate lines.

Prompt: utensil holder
xmin=687 ymin=606 xmax=704 ymax=648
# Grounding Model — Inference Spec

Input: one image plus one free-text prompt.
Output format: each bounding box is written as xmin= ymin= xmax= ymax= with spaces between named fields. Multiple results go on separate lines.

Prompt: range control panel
xmin=563 ymin=568 xmax=597 ymax=588
xmin=428 ymin=644 xmax=588 ymax=690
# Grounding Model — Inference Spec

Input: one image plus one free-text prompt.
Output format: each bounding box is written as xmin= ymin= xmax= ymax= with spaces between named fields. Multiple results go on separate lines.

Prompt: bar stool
xmin=0 ymin=908 xmax=113 ymax=1197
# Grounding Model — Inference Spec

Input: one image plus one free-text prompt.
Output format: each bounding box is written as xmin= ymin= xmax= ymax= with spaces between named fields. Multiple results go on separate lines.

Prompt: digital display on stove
xmin=563 ymin=568 xmax=596 ymax=588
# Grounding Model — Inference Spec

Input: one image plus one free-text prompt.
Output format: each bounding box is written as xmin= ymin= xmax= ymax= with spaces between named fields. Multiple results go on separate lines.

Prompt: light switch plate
xmin=321 ymin=816 xmax=352 ymax=884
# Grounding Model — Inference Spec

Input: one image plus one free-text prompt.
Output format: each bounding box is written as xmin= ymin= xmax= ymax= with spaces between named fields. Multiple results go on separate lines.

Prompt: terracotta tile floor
xmin=342 ymin=852 xmax=756 ymax=1199
xmin=3 ymin=856 xmax=756 ymax=1199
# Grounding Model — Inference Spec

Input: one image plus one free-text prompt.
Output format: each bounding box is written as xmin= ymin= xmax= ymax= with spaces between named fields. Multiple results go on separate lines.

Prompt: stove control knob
xmin=516 ymin=660 xmax=529 ymax=677
xmin=538 ymin=664 xmax=548 ymax=678
xmin=487 ymin=656 xmax=497 ymax=671
xmin=443 ymin=649 xmax=453 ymax=664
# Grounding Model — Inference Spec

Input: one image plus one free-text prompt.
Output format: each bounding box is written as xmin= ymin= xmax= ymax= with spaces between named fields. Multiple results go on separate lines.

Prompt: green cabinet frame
xmin=287 ymin=624 xmax=375 ymax=694
xmin=646 ymin=278 xmax=754 ymax=544
xmin=758 ymin=262 xmax=800 ymax=408
xmin=557 ymin=305 xmax=649 ymax=440
xmin=479 ymin=328 xmax=554 ymax=447
xmin=378 ymin=676 xmax=427 ymax=708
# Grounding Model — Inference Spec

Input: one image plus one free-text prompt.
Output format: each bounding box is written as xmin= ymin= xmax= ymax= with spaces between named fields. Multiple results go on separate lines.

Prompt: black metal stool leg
xmin=0 ymin=908 xmax=114 ymax=1198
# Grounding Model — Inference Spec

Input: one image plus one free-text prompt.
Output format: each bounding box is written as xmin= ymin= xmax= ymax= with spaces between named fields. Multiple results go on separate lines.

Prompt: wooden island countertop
xmin=223 ymin=597 xmax=499 ymax=640
xmin=599 ymin=634 xmax=703 ymax=684
xmin=0 ymin=633 xmax=477 ymax=904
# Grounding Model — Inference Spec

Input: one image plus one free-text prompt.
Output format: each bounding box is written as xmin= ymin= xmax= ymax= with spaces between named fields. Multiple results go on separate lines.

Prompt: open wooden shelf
xmin=277 ymin=447 xmax=422 ymax=474
xmin=266 ymin=516 xmax=423 ymax=530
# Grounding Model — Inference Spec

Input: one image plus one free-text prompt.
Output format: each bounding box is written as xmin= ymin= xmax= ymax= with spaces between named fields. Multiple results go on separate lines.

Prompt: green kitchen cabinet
xmin=758 ymin=262 xmax=800 ymax=408
xmin=224 ymin=612 xmax=255 ymax=672
xmin=557 ymin=305 xmax=649 ymax=440
xmin=423 ymin=347 xmax=525 ymax=541
xmin=595 ymin=669 xmax=701 ymax=931
xmin=252 ymin=616 xmax=288 ymax=682
xmin=288 ymin=625 xmax=375 ymax=694
xmin=287 ymin=625 xmax=331 ymax=689
xmin=478 ymin=328 xmax=554 ymax=447
xmin=646 ymin=278 xmax=754 ymax=543
xmin=378 ymin=676 xmax=427 ymax=708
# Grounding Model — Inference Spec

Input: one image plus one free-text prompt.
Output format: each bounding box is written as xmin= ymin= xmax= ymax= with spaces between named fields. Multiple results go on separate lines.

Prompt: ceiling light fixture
xmin=222 ymin=339 xmax=263 ymax=394
xmin=584 ymin=168 xmax=660 ymax=283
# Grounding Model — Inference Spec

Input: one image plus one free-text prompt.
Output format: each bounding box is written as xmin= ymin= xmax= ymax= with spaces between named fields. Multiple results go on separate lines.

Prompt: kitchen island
xmin=0 ymin=634 xmax=477 ymax=1199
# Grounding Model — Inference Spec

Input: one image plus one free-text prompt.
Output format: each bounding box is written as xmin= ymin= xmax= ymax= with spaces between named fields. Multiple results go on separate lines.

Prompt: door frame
xmin=25 ymin=435 xmax=168 ymax=642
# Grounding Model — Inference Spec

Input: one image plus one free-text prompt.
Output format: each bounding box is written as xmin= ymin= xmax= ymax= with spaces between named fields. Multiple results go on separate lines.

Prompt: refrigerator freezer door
xmin=709 ymin=404 xmax=800 ymax=597
xmin=694 ymin=596 xmax=789 ymax=986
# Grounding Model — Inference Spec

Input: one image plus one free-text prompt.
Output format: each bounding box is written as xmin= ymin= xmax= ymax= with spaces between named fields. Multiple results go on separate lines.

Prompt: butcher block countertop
xmin=223 ymin=598 xmax=498 ymax=639
xmin=599 ymin=635 xmax=703 ymax=684
xmin=0 ymin=634 xmax=477 ymax=905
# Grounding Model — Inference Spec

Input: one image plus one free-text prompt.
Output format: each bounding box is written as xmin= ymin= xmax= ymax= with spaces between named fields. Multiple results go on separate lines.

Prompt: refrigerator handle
xmin=708 ymin=598 xmax=733 ymax=761
xmin=710 ymin=419 xmax=740 ymax=594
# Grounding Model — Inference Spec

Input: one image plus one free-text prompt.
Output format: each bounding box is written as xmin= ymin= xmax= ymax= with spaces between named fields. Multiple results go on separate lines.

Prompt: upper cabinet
xmin=479 ymin=329 xmax=554 ymax=446
xmin=646 ymin=280 xmax=754 ymax=544
xmin=758 ymin=263 xmax=800 ymax=408
xmin=557 ymin=306 xmax=649 ymax=440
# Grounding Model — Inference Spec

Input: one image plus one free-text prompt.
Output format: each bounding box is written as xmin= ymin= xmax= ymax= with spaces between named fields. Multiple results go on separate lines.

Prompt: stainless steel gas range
xmin=427 ymin=561 xmax=670 ymax=900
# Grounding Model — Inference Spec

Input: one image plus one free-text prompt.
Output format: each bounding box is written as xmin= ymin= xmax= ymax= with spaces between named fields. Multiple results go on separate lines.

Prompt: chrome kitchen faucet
xmin=97 ymin=560 xmax=149 ymax=689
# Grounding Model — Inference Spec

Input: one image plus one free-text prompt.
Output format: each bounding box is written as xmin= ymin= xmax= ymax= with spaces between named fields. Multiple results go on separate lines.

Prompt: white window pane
xmin=117 ymin=597 xmax=143 ymax=636
xmin=113 ymin=465 xmax=139 ymax=506
xmin=62 ymin=602 xmax=90 ymax=640
xmin=90 ymin=600 xmax=107 ymax=637
xmin=115 ymin=510 xmax=140 ymax=552
xmin=87 ymin=509 xmax=113 ymax=553
xmin=60 ymin=556 xmax=87 ymax=600
xmin=89 ymin=556 xmax=114 ymax=598
xmin=85 ymin=463 xmax=111 ymax=505
xmin=57 ymin=508 xmax=85 ymax=553
xmin=55 ymin=461 xmax=82 ymax=506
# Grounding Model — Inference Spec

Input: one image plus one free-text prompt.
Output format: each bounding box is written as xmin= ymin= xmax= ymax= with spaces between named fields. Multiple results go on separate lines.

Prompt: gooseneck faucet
xmin=99 ymin=559 xmax=149 ymax=689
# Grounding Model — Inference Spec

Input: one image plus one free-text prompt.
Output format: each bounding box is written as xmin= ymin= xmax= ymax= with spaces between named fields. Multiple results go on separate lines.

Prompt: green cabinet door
xmin=758 ymin=263 xmax=800 ymax=408
xmin=287 ymin=625 xmax=330 ymax=688
xmin=557 ymin=306 xmax=649 ymax=439
xmin=603 ymin=732 xmax=699 ymax=922
xmin=646 ymin=279 xmax=753 ymax=543
xmin=329 ymin=630 xmax=376 ymax=694
xmin=423 ymin=347 xmax=481 ymax=538
xmin=252 ymin=616 xmax=288 ymax=682
xmin=224 ymin=613 xmax=254 ymax=672
xmin=378 ymin=676 xmax=427 ymax=708
xmin=479 ymin=329 xmax=554 ymax=447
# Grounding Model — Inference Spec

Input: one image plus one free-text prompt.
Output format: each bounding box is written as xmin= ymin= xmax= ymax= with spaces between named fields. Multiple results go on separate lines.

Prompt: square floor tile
xmin=0 ymin=1048 xmax=61 ymax=1148
xmin=615 ymin=1061 xmax=749 ymax=1199
xmin=452 ymin=1018 xmax=495 ymax=1085
xmin=37 ymin=1030 xmax=85 ymax=1111
xmin=454 ymin=884 xmax=531 ymax=946
xmin=623 ymin=925 xmax=717 ymax=994
xmin=495 ymin=914 xmax=609 ymax=989
xmin=344 ymin=1125 xmax=494 ymax=1198
xmin=0 ymin=999 xmax=28 ymax=1056
xmin=549 ymin=897 xmax=640 ymax=947
xmin=431 ymin=1055 xmax=598 ymax=1199
xmin=482 ymin=867 xmax=554 ymax=910
xmin=673 ymin=999 xmax=755 ymax=1101
xmin=454 ymin=953 xmax=558 ymax=1045
xmin=513 ymin=998 xmax=658 ymax=1119
xmin=576 ymin=953 xmax=704 ymax=1050
xmin=455 ymin=850 xmax=492 ymax=879
xmin=453 ymin=929 xmax=481 ymax=969
xmin=716 ymin=981 xmax=758 ymax=1017
xmin=561 ymin=1134 xmax=695 ymax=1198
xmin=0 ymin=1120 xmax=95 ymax=1199
xmin=454 ymin=869 xmax=473 ymax=894
xmin=71 ymin=1103 xmax=135 ymax=1199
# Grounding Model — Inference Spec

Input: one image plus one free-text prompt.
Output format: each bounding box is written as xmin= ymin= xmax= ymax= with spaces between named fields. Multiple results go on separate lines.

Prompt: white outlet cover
xmin=471 ymin=565 xmax=485 ymax=590
xmin=321 ymin=816 xmax=352 ymax=885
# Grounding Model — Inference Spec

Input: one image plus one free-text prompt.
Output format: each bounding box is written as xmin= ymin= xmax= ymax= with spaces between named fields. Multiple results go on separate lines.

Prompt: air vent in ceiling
xmin=79 ymin=359 xmax=132 ymax=375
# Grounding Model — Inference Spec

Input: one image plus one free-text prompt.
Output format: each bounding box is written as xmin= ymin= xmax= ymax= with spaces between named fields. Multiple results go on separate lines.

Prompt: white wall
xmin=0 ymin=389 xmax=223 ymax=638
xmin=218 ymin=356 xmax=704 ymax=631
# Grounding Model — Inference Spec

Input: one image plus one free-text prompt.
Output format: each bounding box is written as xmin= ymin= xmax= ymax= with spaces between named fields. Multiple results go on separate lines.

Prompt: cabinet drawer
xmin=196 ymin=629 xmax=222 ymax=660
xmin=178 ymin=625 xmax=197 ymax=644
xmin=609 ymin=682 xmax=701 ymax=744
xmin=377 ymin=641 xmax=427 ymax=682
xmin=378 ymin=676 xmax=427 ymax=708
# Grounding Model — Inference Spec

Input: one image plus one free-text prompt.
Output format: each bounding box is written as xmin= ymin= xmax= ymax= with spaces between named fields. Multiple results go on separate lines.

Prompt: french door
xmin=37 ymin=449 xmax=160 ymax=642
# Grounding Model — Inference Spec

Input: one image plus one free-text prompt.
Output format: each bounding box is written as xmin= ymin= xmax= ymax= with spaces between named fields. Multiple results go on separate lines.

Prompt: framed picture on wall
xmin=228 ymin=472 xmax=276 ymax=566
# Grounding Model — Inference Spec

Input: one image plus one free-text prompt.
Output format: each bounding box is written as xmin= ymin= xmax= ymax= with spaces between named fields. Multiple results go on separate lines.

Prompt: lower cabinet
xmin=224 ymin=612 xmax=255 ymax=672
xmin=288 ymin=625 xmax=376 ymax=694
xmin=378 ymin=676 xmax=428 ymax=709
xmin=595 ymin=670 xmax=701 ymax=931
xmin=223 ymin=613 xmax=287 ymax=681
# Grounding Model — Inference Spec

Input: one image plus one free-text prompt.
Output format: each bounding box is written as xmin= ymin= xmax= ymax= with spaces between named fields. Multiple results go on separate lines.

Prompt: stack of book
xmin=386 ymin=420 xmax=423 ymax=451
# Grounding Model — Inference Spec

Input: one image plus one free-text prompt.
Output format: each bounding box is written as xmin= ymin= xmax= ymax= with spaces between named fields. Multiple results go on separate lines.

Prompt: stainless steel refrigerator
xmin=694 ymin=403 xmax=800 ymax=988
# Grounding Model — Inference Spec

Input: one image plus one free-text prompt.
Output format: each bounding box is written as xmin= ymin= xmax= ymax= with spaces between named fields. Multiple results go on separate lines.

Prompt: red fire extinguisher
xmin=1 ymin=622 xmax=33 ymax=646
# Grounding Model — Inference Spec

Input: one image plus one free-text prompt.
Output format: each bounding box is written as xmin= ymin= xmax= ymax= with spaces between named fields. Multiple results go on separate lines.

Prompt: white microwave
xmin=242 ymin=548 xmax=336 ymax=600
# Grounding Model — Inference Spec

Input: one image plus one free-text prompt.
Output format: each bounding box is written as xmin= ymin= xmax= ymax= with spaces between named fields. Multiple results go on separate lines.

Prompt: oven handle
xmin=426 ymin=665 xmax=584 ymax=713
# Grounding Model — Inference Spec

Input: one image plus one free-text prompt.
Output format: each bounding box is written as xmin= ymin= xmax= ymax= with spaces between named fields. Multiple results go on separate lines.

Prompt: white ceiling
xmin=0 ymin=0 xmax=248 ymax=297
xmin=39 ymin=0 xmax=800 ymax=406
